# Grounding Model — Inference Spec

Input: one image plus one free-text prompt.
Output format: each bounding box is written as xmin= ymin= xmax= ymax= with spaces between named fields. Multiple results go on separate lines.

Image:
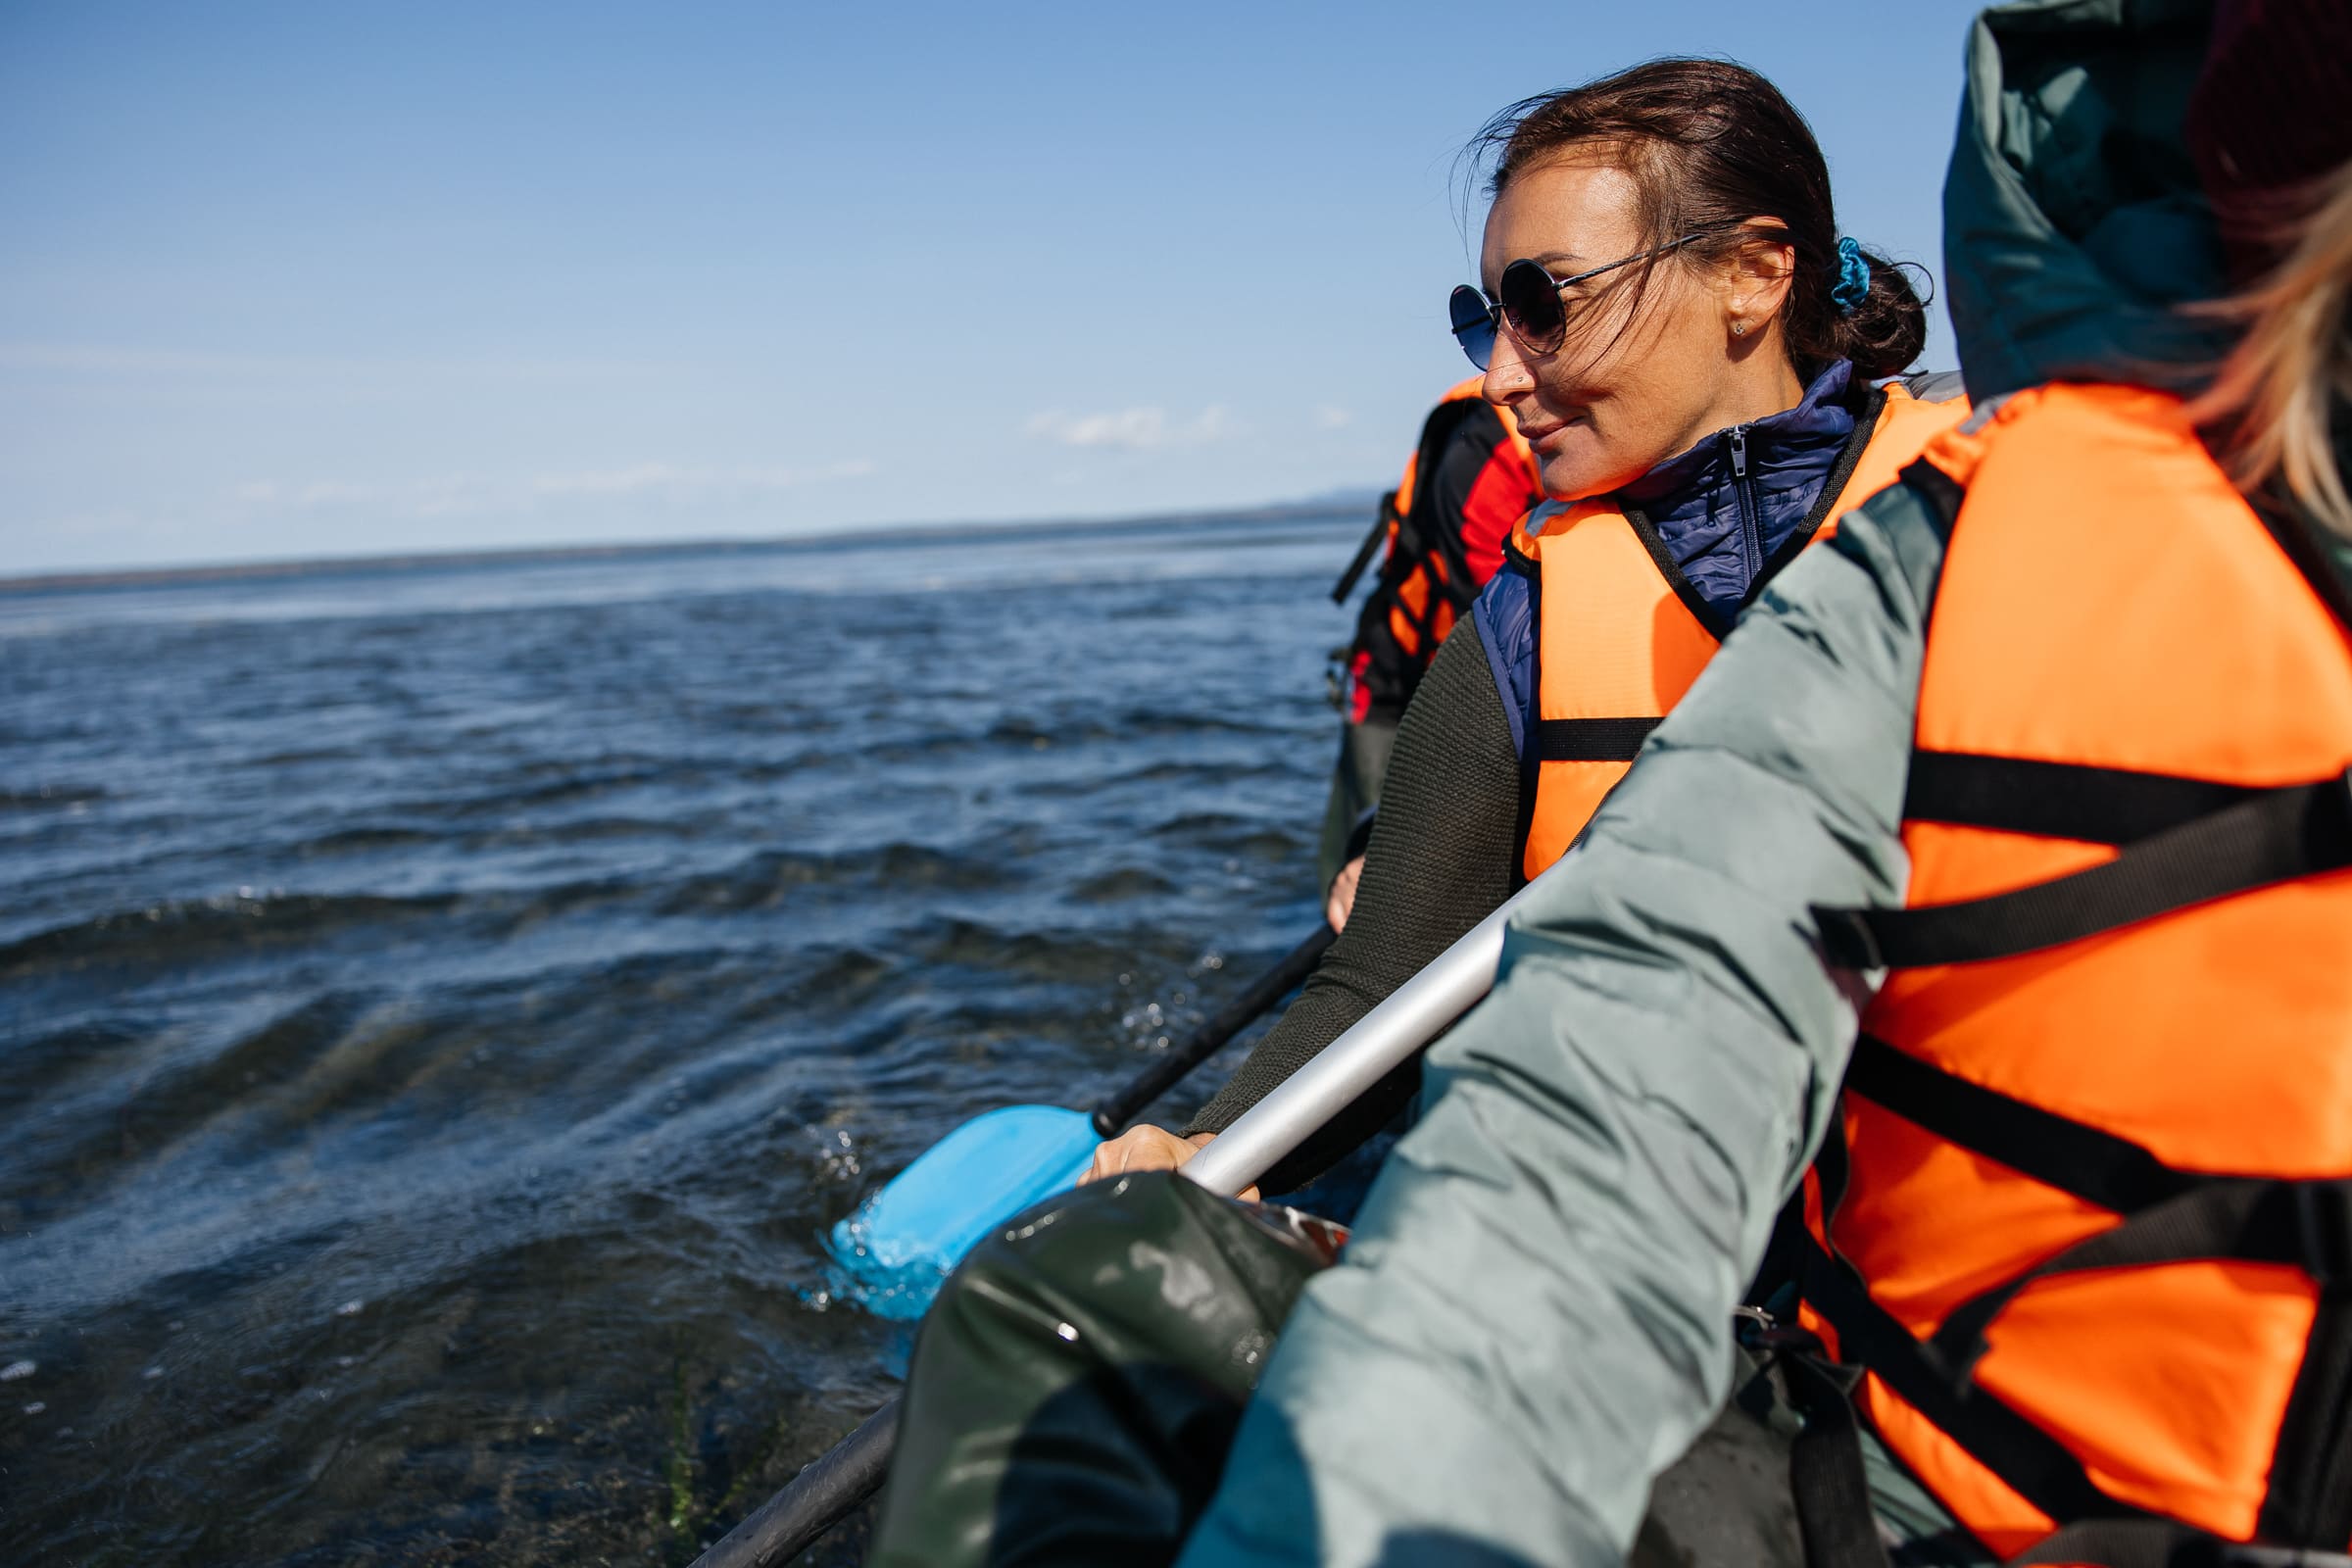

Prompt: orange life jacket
xmin=1382 ymin=377 xmax=1537 ymax=664
xmin=1393 ymin=376 xmax=1534 ymax=531
xmin=1339 ymin=378 xmax=1542 ymax=726
xmin=1511 ymin=381 xmax=1968 ymax=880
xmin=1798 ymin=382 xmax=2352 ymax=1562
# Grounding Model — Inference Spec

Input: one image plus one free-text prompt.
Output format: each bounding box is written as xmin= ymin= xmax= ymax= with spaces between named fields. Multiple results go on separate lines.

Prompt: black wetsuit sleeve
xmin=1183 ymin=619 xmax=1522 ymax=1193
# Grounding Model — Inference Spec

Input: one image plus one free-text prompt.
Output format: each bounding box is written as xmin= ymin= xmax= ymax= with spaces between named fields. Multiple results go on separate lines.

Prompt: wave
xmin=0 ymin=527 xmax=1345 ymax=1565
xmin=656 ymin=841 xmax=1017 ymax=914
xmin=0 ymin=783 xmax=109 ymax=811
xmin=1146 ymin=810 xmax=1306 ymax=860
xmin=1018 ymin=756 xmax=1298 ymax=799
xmin=0 ymin=989 xmax=390 ymax=1228
xmin=0 ymin=833 xmax=1036 ymax=981
xmin=1068 ymin=866 xmax=1178 ymax=903
xmin=1106 ymin=706 xmax=1301 ymax=739
xmin=0 ymin=891 xmax=462 ymax=980
xmin=290 ymin=825 xmax=445 ymax=856
xmin=0 ymin=1012 xmax=157 ymax=1107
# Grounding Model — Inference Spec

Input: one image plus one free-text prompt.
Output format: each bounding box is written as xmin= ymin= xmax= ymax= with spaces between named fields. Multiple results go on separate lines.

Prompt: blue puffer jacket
xmin=1472 ymin=359 xmax=1863 ymax=757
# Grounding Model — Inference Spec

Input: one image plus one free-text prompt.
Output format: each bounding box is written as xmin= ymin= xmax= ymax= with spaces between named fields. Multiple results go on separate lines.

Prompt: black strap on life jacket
xmin=1812 ymin=760 xmax=2352 ymax=972
xmin=1748 ymin=380 xmax=1889 ymax=613
xmin=1789 ymin=1234 xmax=2352 ymax=1567
xmin=1780 ymin=1348 xmax=1896 ymax=1568
xmin=1530 ymin=715 xmax=1661 ymax=761
xmin=1330 ymin=489 xmax=1399 ymax=605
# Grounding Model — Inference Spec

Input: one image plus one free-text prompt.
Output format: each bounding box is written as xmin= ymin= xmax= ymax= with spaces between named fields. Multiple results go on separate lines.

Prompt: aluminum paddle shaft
xmin=1181 ymin=866 xmax=1548 ymax=1194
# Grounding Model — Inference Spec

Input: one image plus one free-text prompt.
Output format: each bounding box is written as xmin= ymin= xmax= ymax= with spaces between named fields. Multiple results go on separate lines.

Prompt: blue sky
xmin=3 ymin=1 xmax=1989 ymax=576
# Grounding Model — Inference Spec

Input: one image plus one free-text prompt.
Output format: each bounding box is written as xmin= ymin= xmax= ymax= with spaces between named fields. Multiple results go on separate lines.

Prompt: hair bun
xmin=1832 ymin=247 xmax=1928 ymax=380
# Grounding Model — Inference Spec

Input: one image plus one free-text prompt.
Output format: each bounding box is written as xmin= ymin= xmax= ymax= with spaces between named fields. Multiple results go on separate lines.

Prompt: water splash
xmin=816 ymin=1103 xmax=1102 ymax=1322
xmin=816 ymin=1197 xmax=960 ymax=1323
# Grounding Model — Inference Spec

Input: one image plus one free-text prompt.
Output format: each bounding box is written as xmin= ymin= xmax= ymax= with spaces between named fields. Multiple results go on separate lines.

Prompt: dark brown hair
xmin=1473 ymin=58 xmax=1927 ymax=379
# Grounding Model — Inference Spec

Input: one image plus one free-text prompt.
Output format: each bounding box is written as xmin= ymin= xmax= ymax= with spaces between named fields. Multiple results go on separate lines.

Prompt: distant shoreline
xmin=1 ymin=495 xmax=1379 ymax=596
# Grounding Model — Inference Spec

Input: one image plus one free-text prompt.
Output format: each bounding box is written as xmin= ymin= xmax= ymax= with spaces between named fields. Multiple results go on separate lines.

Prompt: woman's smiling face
xmin=1478 ymin=153 xmax=1759 ymax=501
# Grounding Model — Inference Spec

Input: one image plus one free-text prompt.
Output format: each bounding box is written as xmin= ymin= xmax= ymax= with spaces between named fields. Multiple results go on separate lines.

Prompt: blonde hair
xmin=2190 ymin=160 xmax=2352 ymax=540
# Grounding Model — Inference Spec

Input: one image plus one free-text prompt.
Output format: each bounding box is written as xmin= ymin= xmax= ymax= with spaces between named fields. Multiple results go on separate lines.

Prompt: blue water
xmin=0 ymin=511 xmax=1359 ymax=1564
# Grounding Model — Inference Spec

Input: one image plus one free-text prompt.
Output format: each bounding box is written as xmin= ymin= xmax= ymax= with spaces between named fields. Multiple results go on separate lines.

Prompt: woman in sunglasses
xmin=1088 ymin=57 xmax=1966 ymax=1197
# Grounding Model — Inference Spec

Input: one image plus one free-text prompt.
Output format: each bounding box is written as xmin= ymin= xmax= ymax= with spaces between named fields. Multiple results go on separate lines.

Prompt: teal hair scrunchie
xmin=1832 ymin=236 xmax=1871 ymax=316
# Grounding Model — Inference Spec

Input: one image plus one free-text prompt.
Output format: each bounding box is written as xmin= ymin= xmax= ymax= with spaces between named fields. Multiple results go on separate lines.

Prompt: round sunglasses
xmin=1448 ymin=232 xmax=1708 ymax=370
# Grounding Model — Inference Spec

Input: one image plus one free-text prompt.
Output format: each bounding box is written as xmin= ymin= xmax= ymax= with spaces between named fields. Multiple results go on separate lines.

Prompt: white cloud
xmin=1312 ymin=406 xmax=1352 ymax=430
xmin=1023 ymin=405 xmax=1232 ymax=451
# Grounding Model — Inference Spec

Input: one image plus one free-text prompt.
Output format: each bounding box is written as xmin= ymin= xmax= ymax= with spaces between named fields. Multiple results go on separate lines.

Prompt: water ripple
xmin=0 ymin=513 xmax=1355 ymax=1563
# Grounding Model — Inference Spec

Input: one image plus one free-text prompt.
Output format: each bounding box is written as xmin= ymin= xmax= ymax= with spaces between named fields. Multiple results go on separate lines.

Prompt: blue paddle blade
xmin=826 ymin=1104 xmax=1101 ymax=1321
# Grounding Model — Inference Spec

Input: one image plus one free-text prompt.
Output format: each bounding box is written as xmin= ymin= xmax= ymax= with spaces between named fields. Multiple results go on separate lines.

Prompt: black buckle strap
xmin=1816 ymin=767 xmax=2352 ymax=970
xmin=1531 ymin=715 xmax=1661 ymax=762
xmin=1799 ymin=1239 xmax=2149 ymax=1530
xmin=1782 ymin=1345 xmax=1896 ymax=1568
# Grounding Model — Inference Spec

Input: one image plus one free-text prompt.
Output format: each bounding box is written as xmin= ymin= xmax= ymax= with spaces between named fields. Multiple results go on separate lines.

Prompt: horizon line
xmin=1 ymin=490 xmax=1384 ymax=596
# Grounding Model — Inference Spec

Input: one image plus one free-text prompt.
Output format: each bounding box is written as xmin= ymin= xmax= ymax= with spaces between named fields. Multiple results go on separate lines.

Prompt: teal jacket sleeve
xmin=1177 ymin=479 xmax=1954 ymax=1567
